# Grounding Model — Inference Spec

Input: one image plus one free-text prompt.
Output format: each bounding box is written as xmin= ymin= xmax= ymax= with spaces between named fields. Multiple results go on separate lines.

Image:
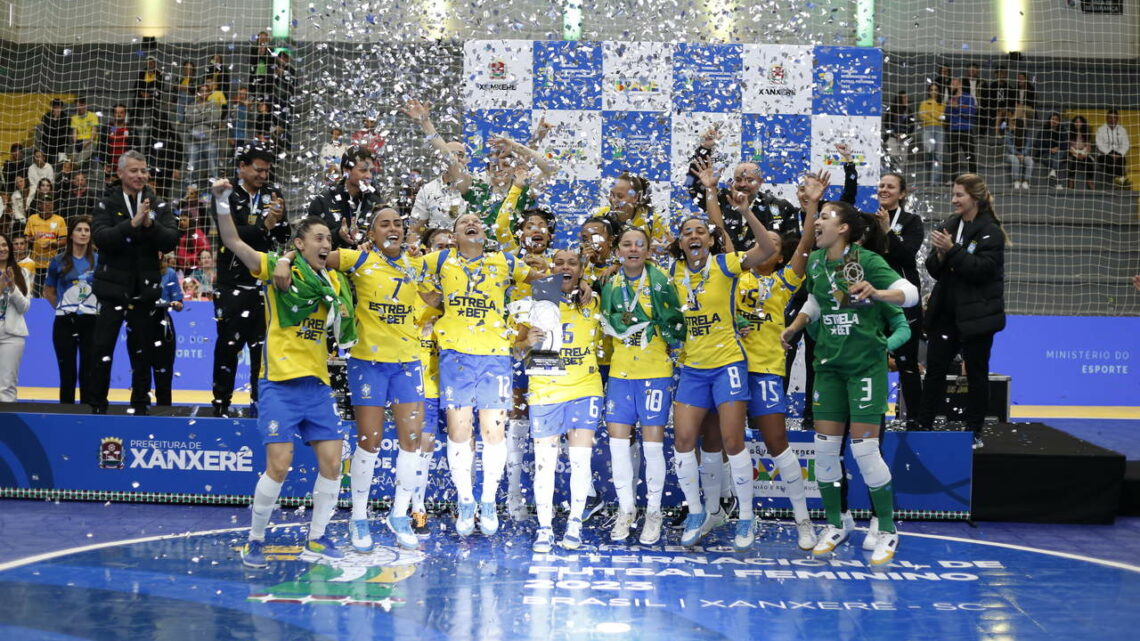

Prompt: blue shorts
xmin=512 ymin=358 xmax=528 ymax=390
xmin=258 ymin=377 xmax=347 ymax=445
xmin=423 ymin=396 xmax=443 ymax=435
xmin=747 ymin=372 xmax=788 ymax=417
xmin=605 ymin=377 xmax=674 ymax=426
xmin=675 ymin=361 xmax=750 ymax=410
xmin=531 ymin=397 xmax=603 ymax=439
xmin=439 ymin=350 xmax=512 ymax=410
xmin=347 ymin=358 xmax=425 ymax=407
xmin=599 ymin=365 xmax=610 ymax=387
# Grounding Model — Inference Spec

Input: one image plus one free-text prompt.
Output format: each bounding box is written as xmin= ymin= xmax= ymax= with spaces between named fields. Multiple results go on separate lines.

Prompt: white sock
xmin=506 ymin=419 xmax=529 ymax=501
xmin=720 ymin=458 xmax=734 ymax=499
xmin=309 ymin=474 xmax=340 ymax=541
xmin=480 ymin=439 xmax=508 ymax=504
xmin=249 ymin=474 xmax=283 ymax=541
xmin=643 ymin=441 xmax=666 ymax=512
xmin=411 ymin=450 xmax=431 ymax=513
xmin=699 ymin=450 xmax=722 ymax=515
xmin=447 ymin=437 xmax=475 ymax=504
xmin=349 ymin=447 xmax=379 ymax=521
xmin=674 ymin=448 xmax=703 ymax=515
xmin=609 ymin=438 xmax=635 ymax=513
xmin=534 ymin=440 xmax=558 ymax=528
xmin=568 ymin=446 xmax=592 ymax=522
xmin=773 ymin=447 xmax=809 ymax=523
xmin=728 ymin=450 xmax=755 ymax=521
xmin=392 ymin=448 xmax=418 ymax=518
xmin=629 ymin=439 xmax=642 ymax=495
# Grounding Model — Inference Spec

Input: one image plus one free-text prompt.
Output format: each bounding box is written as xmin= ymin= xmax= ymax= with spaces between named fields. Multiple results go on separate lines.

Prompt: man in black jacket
xmin=89 ymin=150 xmax=179 ymax=414
xmin=308 ymin=146 xmax=380 ymax=249
xmin=210 ymin=142 xmax=290 ymax=417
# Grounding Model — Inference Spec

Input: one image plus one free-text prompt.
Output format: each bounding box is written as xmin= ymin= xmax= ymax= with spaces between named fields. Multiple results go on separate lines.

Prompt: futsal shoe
xmin=581 ymin=495 xmax=605 ymax=523
xmin=862 ymin=516 xmax=882 ymax=551
xmin=720 ymin=496 xmax=739 ymax=520
xmin=811 ymin=524 xmax=851 ymax=557
xmin=610 ymin=510 xmax=635 ymax=541
xmin=561 ymin=518 xmax=583 ymax=550
xmin=386 ymin=514 xmax=419 ymax=550
xmin=350 ymin=519 xmax=375 ymax=552
xmin=479 ymin=501 xmax=500 ymax=535
xmin=411 ymin=511 xmax=429 ymax=537
xmin=303 ymin=536 xmax=345 ymax=561
xmin=680 ymin=512 xmax=708 ymax=547
xmin=733 ymin=519 xmax=756 ymax=551
xmin=639 ymin=510 xmax=664 ymax=545
xmin=795 ymin=520 xmax=818 ymax=551
xmin=870 ymin=531 xmax=900 ymax=565
xmin=668 ymin=503 xmax=690 ymax=529
xmin=455 ymin=501 xmax=477 ymax=537
xmin=241 ymin=540 xmax=267 ymax=569
xmin=533 ymin=527 xmax=554 ymax=553
xmin=699 ymin=508 xmax=727 ymax=537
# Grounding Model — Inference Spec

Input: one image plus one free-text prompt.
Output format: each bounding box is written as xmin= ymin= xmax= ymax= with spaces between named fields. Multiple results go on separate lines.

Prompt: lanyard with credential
xmin=684 ymin=258 xmax=712 ymax=309
xmin=122 ymin=191 xmax=142 ymax=218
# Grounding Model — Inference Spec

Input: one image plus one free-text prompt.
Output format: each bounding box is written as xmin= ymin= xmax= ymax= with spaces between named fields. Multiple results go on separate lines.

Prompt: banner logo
xmin=248 ymin=545 xmax=425 ymax=608
xmin=489 ymin=60 xmax=507 ymax=80
xmin=99 ymin=437 xmax=124 ymax=470
xmin=768 ymin=64 xmax=786 ymax=84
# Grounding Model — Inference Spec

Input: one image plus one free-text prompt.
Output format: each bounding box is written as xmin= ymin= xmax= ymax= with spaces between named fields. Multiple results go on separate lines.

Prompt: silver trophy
xmin=525 ymin=275 xmax=566 ymax=375
xmin=841 ymin=256 xmax=871 ymax=307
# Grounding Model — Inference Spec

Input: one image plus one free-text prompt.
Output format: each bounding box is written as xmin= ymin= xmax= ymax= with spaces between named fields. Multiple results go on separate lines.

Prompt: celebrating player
xmin=599 ymin=226 xmax=685 ymax=544
xmin=213 ymin=179 xmax=354 ymax=569
xmin=780 ymin=200 xmax=918 ymax=565
xmin=515 ymin=249 xmax=603 ymax=551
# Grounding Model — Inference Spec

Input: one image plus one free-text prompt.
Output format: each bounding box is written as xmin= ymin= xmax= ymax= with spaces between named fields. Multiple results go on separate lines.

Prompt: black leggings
xmin=52 ymin=313 xmax=96 ymax=404
xmin=152 ymin=311 xmax=176 ymax=406
xmin=919 ymin=326 xmax=995 ymax=431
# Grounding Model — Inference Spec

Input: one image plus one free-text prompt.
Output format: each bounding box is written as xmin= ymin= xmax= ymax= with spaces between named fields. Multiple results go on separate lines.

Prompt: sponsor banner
xmin=0 ymin=412 xmax=971 ymax=514
xmin=534 ymin=109 xmax=602 ymax=181
xmin=602 ymin=41 xmax=672 ymax=112
xmin=812 ymin=46 xmax=883 ymax=117
xmin=462 ymin=40 xmax=533 ymax=110
xmin=741 ymin=113 xmax=812 ymax=185
xmin=601 ymin=110 xmax=671 ymax=181
xmin=810 ymin=113 xmax=881 ymax=182
xmin=741 ymin=44 xmax=813 ymax=114
xmin=989 ymin=315 xmax=1139 ymax=406
xmin=671 ymin=43 xmax=742 ymax=114
xmin=533 ymin=40 xmax=603 ymax=111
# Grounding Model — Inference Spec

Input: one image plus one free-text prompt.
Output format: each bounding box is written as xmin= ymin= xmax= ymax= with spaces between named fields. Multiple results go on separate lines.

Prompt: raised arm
xmin=739 ymin=197 xmax=777 ymax=270
xmin=489 ymin=135 xmax=557 ymax=181
xmin=790 ymin=171 xmax=829 ymax=277
xmin=695 ymin=158 xmax=734 ymax=253
xmin=403 ymin=99 xmax=472 ymax=194
xmin=211 ymin=179 xmax=263 ymax=274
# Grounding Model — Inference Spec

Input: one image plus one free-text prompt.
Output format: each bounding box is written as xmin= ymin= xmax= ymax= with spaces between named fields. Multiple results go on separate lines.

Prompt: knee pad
xmin=851 ymin=438 xmax=892 ymax=489
xmin=813 ymin=433 xmax=843 ymax=484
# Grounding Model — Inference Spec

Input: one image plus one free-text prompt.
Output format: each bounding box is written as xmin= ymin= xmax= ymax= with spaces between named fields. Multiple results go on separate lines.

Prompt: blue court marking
xmin=1 ymin=520 xmax=1138 ymax=641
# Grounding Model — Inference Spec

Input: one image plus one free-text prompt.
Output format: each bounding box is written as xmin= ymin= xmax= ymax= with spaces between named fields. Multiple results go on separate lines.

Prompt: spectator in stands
xmin=934 ymin=64 xmax=952 ymax=92
xmin=269 ymin=51 xmax=296 ymax=148
xmin=23 ymin=192 xmax=66 ymax=294
xmin=1012 ymin=72 xmax=1036 ymax=122
xmin=97 ymin=104 xmax=139 ymax=177
xmin=132 ymin=55 xmax=165 ymax=133
xmin=70 ymin=98 xmax=99 ymax=167
xmin=1005 ymin=118 xmax=1034 ymax=191
xmin=308 ymin=146 xmax=380 ymax=249
xmin=9 ymin=175 xmax=30 ymax=226
xmin=318 ymin=127 xmax=347 ymax=181
xmin=983 ymin=67 xmax=1013 ymax=135
xmin=148 ymin=110 xmax=185 ymax=202
xmin=944 ymin=77 xmax=977 ymax=180
xmin=204 ymin=53 xmax=231 ymax=94
xmin=351 ymin=114 xmax=385 ymax=156
xmin=60 ymin=171 xmax=97 ymax=222
xmin=11 ymin=234 xmax=34 ymax=274
xmin=208 ymin=142 xmax=288 ymax=417
xmin=185 ymin=84 xmax=221 ymax=187
xmin=1066 ymin=115 xmax=1096 ymax=190
xmin=0 ymin=231 xmax=32 ymax=402
xmin=175 ymin=185 xmax=210 ymax=271
xmin=153 ymin=252 xmax=184 ymax=407
xmin=189 ymin=248 xmax=215 ymax=300
xmin=919 ymin=173 xmax=1006 ymax=433
xmin=409 ymin=138 xmax=470 ymax=236
xmin=44 ymin=215 xmax=97 ymax=405
xmin=27 ymin=150 xmax=55 ymax=190
xmin=2 ymin=143 xmax=26 ymax=192
xmin=38 ymin=99 xmax=71 ymax=163
xmin=1096 ymin=108 xmax=1131 ymax=188
xmin=175 ymin=60 xmax=197 ymax=120
xmin=252 ymin=101 xmax=274 ymax=141
xmin=228 ymin=86 xmax=252 ymax=152
xmin=54 ymin=158 xmax=75 ymax=197
xmin=205 ymin=79 xmax=228 ymax=110
xmin=962 ymin=63 xmax=982 ymax=99
xmin=1034 ymin=112 xmax=1066 ymax=189
xmin=883 ymin=91 xmax=913 ymax=169
xmin=248 ymin=31 xmax=274 ymax=99
xmin=89 ymin=150 xmax=178 ymax=415
xmin=0 ymin=194 xmax=14 ymax=239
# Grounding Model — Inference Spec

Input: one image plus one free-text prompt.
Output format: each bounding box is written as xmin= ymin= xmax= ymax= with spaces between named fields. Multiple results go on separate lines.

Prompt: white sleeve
xmin=801 ymin=293 xmax=822 ymax=322
xmin=410 ymin=182 xmax=431 ymax=223
xmin=1096 ymin=126 xmax=1111 ymax=155
xmin=1120 ymin=128 xmax=1130 ymax=155
xmin=890 ymin=278 xmax=919 ymax=308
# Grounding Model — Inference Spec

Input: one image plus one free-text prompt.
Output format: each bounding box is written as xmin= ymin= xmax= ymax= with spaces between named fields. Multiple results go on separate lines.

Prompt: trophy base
xmin=526 ymin=351 xmax=566 ymax=376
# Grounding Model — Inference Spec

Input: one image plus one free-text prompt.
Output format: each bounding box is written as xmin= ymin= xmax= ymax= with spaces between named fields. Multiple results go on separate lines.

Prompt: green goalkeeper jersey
xmin=804 ymin=244 xmax=905 ymax=374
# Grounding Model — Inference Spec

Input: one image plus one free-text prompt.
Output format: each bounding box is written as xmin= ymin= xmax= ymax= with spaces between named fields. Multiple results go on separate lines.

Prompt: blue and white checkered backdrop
xmin=462 ymin=40 xmax=883 ymax=248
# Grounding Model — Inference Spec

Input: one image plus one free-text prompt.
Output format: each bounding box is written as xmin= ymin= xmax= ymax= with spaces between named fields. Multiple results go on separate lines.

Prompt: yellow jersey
xmin=425 ymin=249 xmax=530 ymax=356
xmin=594 ymin=204 xmax=670 ymax=248
xmin=528 ymin=297 xmax=604 ymax=405
xmin=607 ymin=269 xmax=673 ymax=380
xmin=672 ymin=251 xmax=747 ymax=369
xmin=738 ymin=267 xmax=803 ymax=376
xmin=71 ymin=112 xmax=99 ymax=142
xmin=254 ymin=252 xmax=344 ymax=385
xmin=416 ymin=300 xmax=442 ymax=400
xmin=24 ymin=215 xmax=67 ymax=269
xmin=580 ymin=259 xmax=616 ymax=367
xmin=339 ymin=249 xmax=428 ymax=363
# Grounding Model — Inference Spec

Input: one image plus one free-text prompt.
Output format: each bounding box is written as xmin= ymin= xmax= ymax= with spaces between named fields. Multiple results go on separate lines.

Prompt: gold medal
xmin=622 ymin=311 xmax=635 ymax=325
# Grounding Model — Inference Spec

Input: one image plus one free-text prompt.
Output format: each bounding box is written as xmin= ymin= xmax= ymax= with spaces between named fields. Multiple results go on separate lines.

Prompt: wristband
xmin=214 ymin=190 xmax=233 ymax=215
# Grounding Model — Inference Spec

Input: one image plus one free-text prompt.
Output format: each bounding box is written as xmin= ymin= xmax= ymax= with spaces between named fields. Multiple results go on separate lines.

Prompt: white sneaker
xmin=841 ymin=511 xmax=856 ymax=532
xmin=350 ymin=519 xmax=374 ymax=553
xmin=455 ymin=500 xmax=476 ymax=537
xmin=639 ymin=510 xmax=664 ymax=545
xmin=561 ymin=518 xmax=583 ymax=550
xmin=863 ymin=516 xmax=882 ymax=551
xmin=610 ymin=510 xmax=635 ymax=541
xmin=533 ymin=527 xmax=554 ymax=553
xmin=699 ymin=508 xmax=727 ymax=537
xmin=1022 ymin=181 xmax=1031 ymax=190
xmin=812 ymin=523 xmax=851 ymax=556
xmin=733 ymin=519 xmax=755 ymax=551
xmin=479 ymin=501 xmax=499 ymax=536
xmin=871 ymin=530 xmax=900 ymax=565
xmin=795 ymin=519 xmax=818 ymax=551
xmin=1048 ymin=169 xmax=1057 ymax=179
